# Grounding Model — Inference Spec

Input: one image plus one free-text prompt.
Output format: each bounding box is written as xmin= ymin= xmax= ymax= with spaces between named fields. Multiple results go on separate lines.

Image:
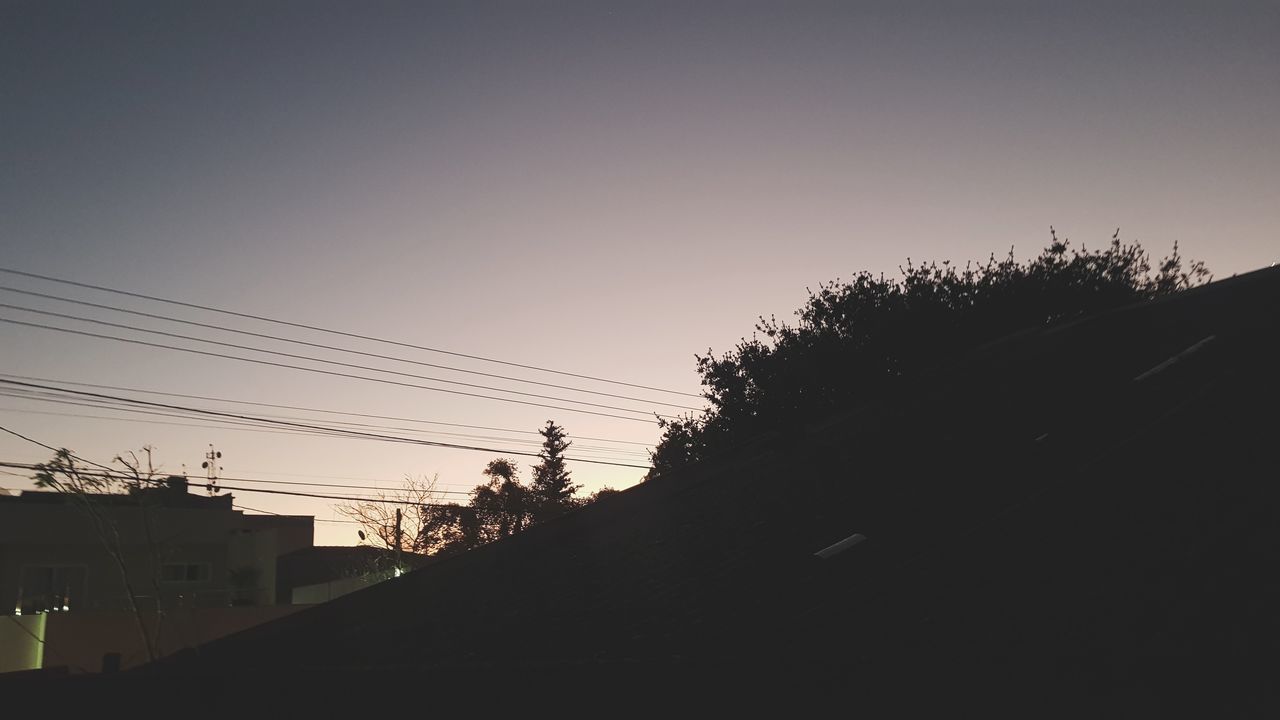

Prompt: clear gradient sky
xmin=2 ymin=1 xmax=1277 ymax=545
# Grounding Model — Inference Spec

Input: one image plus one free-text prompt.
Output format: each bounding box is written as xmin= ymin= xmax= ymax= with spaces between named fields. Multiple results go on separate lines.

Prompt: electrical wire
xmin=1 ymin=389 xmax=650 ymax=456
xmin=0 ymin=285 xmax=703 ymax=410
xmin=0 ymin=406 xmax=649 ymax=466
xmin=0 ymin=450 xmax=640 ymax=503
xmin=0 ymin=424 xmax=121 ymax=475
xmin=0 ymin=303 xmax=690 ymax=415
xmin=0 ymin=389 xmax=652 ymax=460
xmin=218 ymin=474 xmax=473 ymax=495
xmin=0 ymin=316 xmax=664 ymax=423
xmin=0 ymin=387 xmax=651 ymax=469
xmin=233 ymin=503 xmax=281 ymax=515
xmin=0 ymin=372 xmax=657 ymax=446
xmin=0 ymin=405 xmax=363 ymax=441
xmin=0 ymin=448 xmax=480 ymax=497
xmin=0 ymin=266 xmax=700 ymax=397
xmin=0 ymin=460 xmax=467 ymax=508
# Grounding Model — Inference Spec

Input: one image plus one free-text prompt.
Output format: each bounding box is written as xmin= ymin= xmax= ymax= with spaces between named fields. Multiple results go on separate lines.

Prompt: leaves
xmin=338 ymin=421 xmax=588 ymax=558
xmin=648 ymin=232 xmax=1211 ymax=478
xmin=529 ymin=420 xmax=579 ymax=523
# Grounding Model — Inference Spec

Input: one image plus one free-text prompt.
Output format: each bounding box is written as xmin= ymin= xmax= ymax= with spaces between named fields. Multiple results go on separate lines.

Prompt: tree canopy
xmin=648 ymin=231 xmax=1210 ymax=478
xmin=471 ymin=458 xmax=532 ymax=542
xmin=345 ymin=420 xmax=590 ymax=558
xmin=528 ymin=420 xmax=578 ymax=524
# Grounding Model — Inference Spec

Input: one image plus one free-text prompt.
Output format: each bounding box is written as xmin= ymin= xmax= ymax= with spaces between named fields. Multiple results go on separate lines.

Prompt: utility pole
xmin=394 ymin=508 xmax=403 ymax=577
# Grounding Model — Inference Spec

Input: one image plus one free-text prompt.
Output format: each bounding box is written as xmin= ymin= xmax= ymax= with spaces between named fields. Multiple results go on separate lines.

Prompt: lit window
xmin=18 ymin=566 xmax=86 ymax=614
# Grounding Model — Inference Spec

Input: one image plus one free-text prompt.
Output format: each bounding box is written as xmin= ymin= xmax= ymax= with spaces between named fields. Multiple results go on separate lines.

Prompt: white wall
xmin=0 ymin=614 xmax=46 ymax=674
xmin=291 ymin=570 xmax=395 ymax=605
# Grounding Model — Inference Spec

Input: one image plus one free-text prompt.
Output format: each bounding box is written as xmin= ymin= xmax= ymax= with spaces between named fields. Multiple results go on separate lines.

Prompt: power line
xmin=0 ymin=285 xmax=703 ymax=410
xmin=1 ymin=450 xmax=639 ymax=522
xmin=0 ymin=386 xmax=654 ymax=459
xmin=0 ymin=440 xmax=478 ymax=496
xmin=213 ymin=482 xmax=444 ymax=506
xmin=0 ymin=384 xmax=651 ymax=455
xmin=0 ymin=389 xmax=400 ymax=443
xmin=0 ymin=425 xmax=642 ymax=501
xmin=0 ymin=266 xmax=700 ymax=397
xmin=0 ymin=316 xmax=663 ymax=424
xmin=219 ymin=474 xmax=473 ymax=495
xmin=0 ymin=458 xmax=479 ymax=498
xmin=0 ymin=386 xmax=652 ymax=463
xmin=0 ymin=383 xmax=652 ymax=469
xmin=238 ymin=509 xmax=361 ymax=525
xmin=0 ymin=405 xmax=649 ymax=466
xmin=0 ymin=460 xmax=464 ymax=508
xmin=0 ymin=425 xmax=121 ymax=477
xmin=0 ymin=389 xmax=651 ymax=460
xmin=217 ymin=468 xmax=484 ymax=490
xmin=0 ymin=373 xmax=656 ymax=446
xmin=0 ymin=405 xmax=396 ymax=443
xmin=0 ymin=303 xmax=689 ymax=416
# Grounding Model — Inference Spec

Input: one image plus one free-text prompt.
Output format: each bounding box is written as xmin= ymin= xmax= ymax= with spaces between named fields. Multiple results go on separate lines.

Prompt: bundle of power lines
xmin=0 ymin=266 xmax=708 ymax=503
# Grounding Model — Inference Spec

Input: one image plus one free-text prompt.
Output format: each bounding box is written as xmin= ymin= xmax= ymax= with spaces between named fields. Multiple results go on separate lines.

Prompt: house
xmin=1 ymin=476 xmax=359 ymax=673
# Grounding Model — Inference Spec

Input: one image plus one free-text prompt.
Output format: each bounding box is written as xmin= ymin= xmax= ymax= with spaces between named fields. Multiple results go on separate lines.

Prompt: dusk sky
xmin=2 ymin=0 xmax=1276 ymax=545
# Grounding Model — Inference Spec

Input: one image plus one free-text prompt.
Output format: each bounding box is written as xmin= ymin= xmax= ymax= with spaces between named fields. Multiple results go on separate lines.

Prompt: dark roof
xmin=275 ymin=545 xmax=429 ymax=601
xmin=16 ymin=267 xmax=1280 ymax=711
xmin=239 ymin=513 xmax=313 ymax=530
xmin=0 ymin=484 xmax=235 ymax=510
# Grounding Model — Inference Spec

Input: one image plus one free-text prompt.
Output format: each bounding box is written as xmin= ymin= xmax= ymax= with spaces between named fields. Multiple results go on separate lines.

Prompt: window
xmin=160 ymin=563 xmax=211 ymax=583
xmin=19 ymin=566 xmax=86 ymax=614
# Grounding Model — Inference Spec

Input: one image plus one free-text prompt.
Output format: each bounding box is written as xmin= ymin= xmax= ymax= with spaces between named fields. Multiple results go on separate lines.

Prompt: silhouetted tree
xmin=416 ymin=501 xmax=483 ymax=557
xmin=528 ymin=420 xmax=579 ymax=523
xmin=649 ymin=231 xmax=1210 ymax=478
xmin=584 ymin=487 xmax=621 ymax=503
xmin=345 ymin=458 xmax=539 ymax=559
xmin=337 ymin=474 xmax=444 ymax=553
xmin=470 ymin=459 xmax=531 ymax=541
xmin=397 ymin=463 xmax=529 ymax=558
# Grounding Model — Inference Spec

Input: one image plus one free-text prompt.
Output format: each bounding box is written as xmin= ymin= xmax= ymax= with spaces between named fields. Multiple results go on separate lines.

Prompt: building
xmin=1 ymin=476 xmax=313 ymax=615
xmin=0 ymin=476 xmax=360 ymax=672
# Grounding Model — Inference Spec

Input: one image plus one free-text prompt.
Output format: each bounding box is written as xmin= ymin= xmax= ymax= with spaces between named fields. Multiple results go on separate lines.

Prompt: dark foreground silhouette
xmin=4 ymin=265 xmax=1277 ymax=715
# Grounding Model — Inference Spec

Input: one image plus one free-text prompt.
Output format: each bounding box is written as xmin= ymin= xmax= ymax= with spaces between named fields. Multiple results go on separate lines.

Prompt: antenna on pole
xmin=201 ymin=444 xmax=223 ymax=495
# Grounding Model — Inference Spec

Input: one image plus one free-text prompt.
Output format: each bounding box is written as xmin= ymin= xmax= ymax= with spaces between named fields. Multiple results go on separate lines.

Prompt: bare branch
xmin=335 ymin=474 xmax=444 ymax=554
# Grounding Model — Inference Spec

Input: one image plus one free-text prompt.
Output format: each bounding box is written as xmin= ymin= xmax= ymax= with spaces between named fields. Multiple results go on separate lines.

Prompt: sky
xmin=2 ymin=0 xmax=1277 ymax=545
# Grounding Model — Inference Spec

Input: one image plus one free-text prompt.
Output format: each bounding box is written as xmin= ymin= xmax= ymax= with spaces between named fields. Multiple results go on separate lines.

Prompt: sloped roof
xmin=15 ymin=267 xmax=1280 ymax=711
xmin=275 ymin=545 xmax=429 ymax=602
